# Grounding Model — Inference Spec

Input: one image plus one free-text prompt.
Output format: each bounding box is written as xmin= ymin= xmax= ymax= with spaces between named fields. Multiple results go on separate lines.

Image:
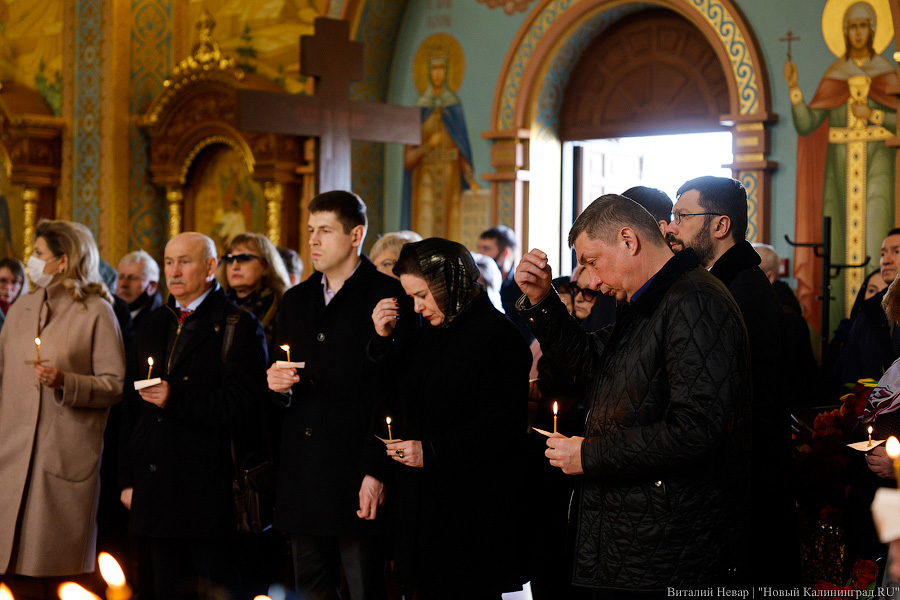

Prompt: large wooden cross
xmin=236 ymin=18 xmax=421 ymax=194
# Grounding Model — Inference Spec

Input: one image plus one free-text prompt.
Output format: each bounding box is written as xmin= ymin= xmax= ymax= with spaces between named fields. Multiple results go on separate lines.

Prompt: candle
xmin=57 ymin=582 xmax=102 ymax=600
xmin=146 ymin=357 xmax=154 ymax=380
xmin=34 ymin=337 xmax=40 ymax=362
xmin=553 ymin=401 xmax=558 ymax=434
xmin=869 ymin=425 xmax=874 ymax=447
xmin=386 ymin=416 xmax=392 ymax=440
xmin=887 ymin=436 xmax=900 ymax=488
xmin=98 ymin=552 xmax=132 ymax=600
xmin=0 ymin=582 xmax=14 ymax=600
xmin=280 ymin=344 xmax=291 ymax=363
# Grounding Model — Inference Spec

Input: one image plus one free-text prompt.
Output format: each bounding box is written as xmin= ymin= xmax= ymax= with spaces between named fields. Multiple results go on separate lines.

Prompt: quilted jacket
xmin=521 ymin=249 xmax=752 ymax=590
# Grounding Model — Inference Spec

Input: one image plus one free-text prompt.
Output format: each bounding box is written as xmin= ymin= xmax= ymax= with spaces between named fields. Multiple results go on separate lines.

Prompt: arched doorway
xmin=484 ymin=0 xmax=775 ymax=273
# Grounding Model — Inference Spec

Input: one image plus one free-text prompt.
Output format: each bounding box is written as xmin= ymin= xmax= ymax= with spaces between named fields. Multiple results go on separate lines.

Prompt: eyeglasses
xmin=571 ymin=285 xmax=597 ymax=302
xmin=222 ymin=253 xmax=261 ymax=265
xmin=670 ymin=212 xmax=724 ymax=225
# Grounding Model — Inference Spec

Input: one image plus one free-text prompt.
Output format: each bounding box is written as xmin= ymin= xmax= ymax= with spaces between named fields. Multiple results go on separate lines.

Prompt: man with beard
xmin=666 ymin=176 xmax=798 ymax=587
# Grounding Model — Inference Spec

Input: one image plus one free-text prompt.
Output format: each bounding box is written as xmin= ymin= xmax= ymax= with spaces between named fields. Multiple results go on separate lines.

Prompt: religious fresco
xmin=185 ymin=145 xmax=265 ymax=256
xmin=185 ymin=0 xmax=329 ymax=95
xmin=785 ymin=0 xmax=897 ymax=314
xmin=403 ymin=33 xmax=483 ymax=245
xmin=0 ymin=1 xmax=63 ymax=115
xmin=476 ymin=0 xmax=539 ymax=15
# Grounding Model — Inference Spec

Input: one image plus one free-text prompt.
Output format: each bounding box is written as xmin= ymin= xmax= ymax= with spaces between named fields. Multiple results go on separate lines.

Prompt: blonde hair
xmin=35 ymin=220 xmax=112 ymax=303
xmin=370 ymin=231 xmax=423 ymax=260
xmin=217 ymin=232 xmax=290 ymax=302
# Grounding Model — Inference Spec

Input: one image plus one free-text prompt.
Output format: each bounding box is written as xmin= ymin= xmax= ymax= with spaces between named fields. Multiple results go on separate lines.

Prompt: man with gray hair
xmin=119 ymin=232 xmax=268 ymax=599
xmin=516 ymin=194 xmax=751 ymax=590
xmin=117 ymin=249 xmax=162 ymax=327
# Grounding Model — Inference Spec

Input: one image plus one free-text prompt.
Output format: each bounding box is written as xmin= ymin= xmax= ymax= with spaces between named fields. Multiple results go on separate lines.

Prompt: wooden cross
xmin=779 ymin=30 xmax=800 ymax=61
xmin=236 ymin=18 xmax=421 ymax=194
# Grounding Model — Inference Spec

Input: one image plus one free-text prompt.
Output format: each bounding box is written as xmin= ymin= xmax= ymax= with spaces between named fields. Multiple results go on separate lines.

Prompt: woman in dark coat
xmin=371 ymin=238 xmax=531 ymax=600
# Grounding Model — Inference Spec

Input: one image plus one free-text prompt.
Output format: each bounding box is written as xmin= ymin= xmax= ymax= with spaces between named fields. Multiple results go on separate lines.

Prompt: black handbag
xmin=223 ymin=312 xmax=277 ymax=533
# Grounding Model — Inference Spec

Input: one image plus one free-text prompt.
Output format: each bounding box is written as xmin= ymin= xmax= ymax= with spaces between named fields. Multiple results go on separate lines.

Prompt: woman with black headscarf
xmin=371 ymin=238 xmax=531 ymax=600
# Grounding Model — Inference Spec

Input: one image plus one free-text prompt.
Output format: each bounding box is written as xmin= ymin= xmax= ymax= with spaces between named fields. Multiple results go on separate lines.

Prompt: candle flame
xmin=58 ymin=582 xmax=101 ymax=600
xmin=869 ymin=425 xmax=874 ymax=435
xmin=385 ymin=416 xmax=391 ymax=425
xmin=98 ymin=551 xmax=126 ymax=588
xmin=34 ymin=337 xmax=40 ymax=346
xmin=553 ymin=401 xmax=558 ymax=416
xmin=888 ymin=436 xmax=900 ymax=460
xmin=253 ymin=596 xmax=273 ymax=600
xmin=0 ymin=582 xmax=13 ymax=600
xmin=280 ymin=344 xmax=290 ymax=352
xmin=147 ymin=357 xmax=154 ymax=367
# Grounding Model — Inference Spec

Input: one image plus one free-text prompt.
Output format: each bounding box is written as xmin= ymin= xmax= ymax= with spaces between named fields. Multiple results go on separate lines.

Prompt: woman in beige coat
xmin=0 ymin=220 xmax=125 ymax=587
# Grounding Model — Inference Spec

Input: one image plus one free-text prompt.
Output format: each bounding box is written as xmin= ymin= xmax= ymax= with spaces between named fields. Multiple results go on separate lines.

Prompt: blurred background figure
xmin=552 ymin=276 xmax=574 ymax=315
xmin=369 ymin=230 xmax=423 ymax=278
xmin=116 ymin=249 xmax=161 ymax=328
xmin=218 ymin=232 xmax=290 ymax=352
xmin=471 ymin=251 xmax=504 ymax=313
xmin=277 ymin=246 xmax=303 ymax=288
xmin=0 ymin=257 xmax=26 ymax=331
xmin=0 ymin=219 xmax=125 ymax=599
xmin=371 ymin=237 xmax=530 ymax=600
xmin=570 ymin=266 xmax=595 ymax=323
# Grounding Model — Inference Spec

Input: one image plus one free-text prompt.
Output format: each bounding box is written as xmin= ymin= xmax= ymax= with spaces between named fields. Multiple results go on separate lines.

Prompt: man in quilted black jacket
xmin=516 ymin=194 xmax=752 ymax=593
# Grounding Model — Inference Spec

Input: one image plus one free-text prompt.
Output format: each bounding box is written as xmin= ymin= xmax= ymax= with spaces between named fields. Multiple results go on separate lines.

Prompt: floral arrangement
xmin=812 ymin=559 xmax=879 ymax=594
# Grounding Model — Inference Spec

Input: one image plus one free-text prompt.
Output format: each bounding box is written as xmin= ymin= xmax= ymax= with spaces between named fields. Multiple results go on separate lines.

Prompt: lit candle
xmin=58 ymin=582 xmax=102 ymax=600
xmin=34 ymin=337 xmax=40 ymax=362
xmin=553 ymin=401 xmax=558 ymax=434
xmin=98 ymin=552 xmax=132 ymax=600
xmin=887 ymin=436 xmax=900 ymax=488
xmin=386 ymin=416 xmax=392 ymax=440
xmin=869 ymin=425 xmax=874 ymax=447
xmin=280 ymin=344 xmax=291 ymax=363
xmin=0 ymin=582 xmax=14 ymax=600
xmin=146 ymin=357 xmax=154 ymax=380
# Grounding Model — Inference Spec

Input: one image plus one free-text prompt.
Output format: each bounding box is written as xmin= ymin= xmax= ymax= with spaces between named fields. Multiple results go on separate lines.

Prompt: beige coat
xmin=0 ymin=281 xmax=124 ymax=576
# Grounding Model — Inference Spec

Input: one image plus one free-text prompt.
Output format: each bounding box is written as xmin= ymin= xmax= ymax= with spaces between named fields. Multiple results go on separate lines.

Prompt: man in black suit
xmin=119 ymin=232 xmax=268 ymax=599
xmin=667 ymin=176 xmax=798 ymax=587
xmin=267 ymin=191 xmax=412 ymax=600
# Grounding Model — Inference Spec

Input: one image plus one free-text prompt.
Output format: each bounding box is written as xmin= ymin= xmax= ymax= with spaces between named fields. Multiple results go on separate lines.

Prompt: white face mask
xmin=27 ymin=255 xmax=55 ymax=288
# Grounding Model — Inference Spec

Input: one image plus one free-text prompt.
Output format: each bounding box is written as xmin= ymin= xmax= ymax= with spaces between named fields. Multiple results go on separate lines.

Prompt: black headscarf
xmin=396 ymin=238 xmax=483 ymax=328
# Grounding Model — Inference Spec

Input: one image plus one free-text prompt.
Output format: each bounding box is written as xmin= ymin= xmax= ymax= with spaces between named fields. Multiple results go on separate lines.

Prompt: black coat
xmin=273 ymin=256 xmax=412 ymax=536
xmin=710 ymin=240 xmax=799 ymax=586
xmin=118 ymin=283 xmax=269 ymax=539
xmin=521 ymin=249 xmax=751 ymax=590
xmin=372 ymin=293 xmax=531 ymax=594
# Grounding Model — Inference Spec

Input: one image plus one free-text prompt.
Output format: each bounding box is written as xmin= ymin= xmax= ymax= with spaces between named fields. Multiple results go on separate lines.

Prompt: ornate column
xmin=264 ymin=181 xmax=284 ymax=246
xmin=22 ymin=186 xmax=38 ymax=259
xmin=166 ymin=187 xmax=183 ymax=239
xmin=721 ymin=114 xmax=779 ymax=243
xmin=481 ymin=128 xmax=530 ymax=248
xmin=888 ymin=4 xmax=900 ymax=227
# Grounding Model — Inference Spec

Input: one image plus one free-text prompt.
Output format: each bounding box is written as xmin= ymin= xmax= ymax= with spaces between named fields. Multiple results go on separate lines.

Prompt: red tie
xmin=177 ymin=308 xmax=193 ymax=324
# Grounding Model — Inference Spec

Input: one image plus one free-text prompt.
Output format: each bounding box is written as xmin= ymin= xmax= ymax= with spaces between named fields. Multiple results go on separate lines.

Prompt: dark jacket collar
xmin=307 ymin=255 xmax=378 ymax=302
xmin=629 ymin=248 xmax=701 ymax=315
xmin=165 ymin=280 xmax=227 ymax=320
xmin=709 ymin=240 xmax=760 ymax=288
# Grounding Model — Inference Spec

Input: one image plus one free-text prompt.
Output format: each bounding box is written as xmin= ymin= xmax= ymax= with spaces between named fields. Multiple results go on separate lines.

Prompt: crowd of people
xmin=1 ymin=177 xmax=899 ymax=599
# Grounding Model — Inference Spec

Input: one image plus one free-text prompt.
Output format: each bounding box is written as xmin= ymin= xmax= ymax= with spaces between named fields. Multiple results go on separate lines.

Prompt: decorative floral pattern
xmin=476 ymin=0 xmax=539 ymax=15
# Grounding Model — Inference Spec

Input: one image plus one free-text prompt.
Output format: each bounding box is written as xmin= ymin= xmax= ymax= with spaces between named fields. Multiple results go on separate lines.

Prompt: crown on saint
xmin=427 ymin=45 xmax=450 ymax=64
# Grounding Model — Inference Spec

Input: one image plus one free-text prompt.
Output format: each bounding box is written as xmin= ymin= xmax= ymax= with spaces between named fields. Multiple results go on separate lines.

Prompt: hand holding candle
xmin=386 ymin=416 xmax=393 ymax=440
xmin=553 ymin=401 xmax=558 ymax=434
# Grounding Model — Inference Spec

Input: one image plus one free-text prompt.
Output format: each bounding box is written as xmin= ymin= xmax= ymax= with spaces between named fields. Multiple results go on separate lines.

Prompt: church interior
xmin=1 ymin=0 xmax=900 ymax=595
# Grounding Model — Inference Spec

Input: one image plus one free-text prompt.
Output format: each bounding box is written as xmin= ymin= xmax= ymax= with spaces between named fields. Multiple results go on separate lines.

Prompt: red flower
xmin=813 ymin=580 xmax=850 ymax=591
xmin=849 ymin=558 xmax=879 ymax=589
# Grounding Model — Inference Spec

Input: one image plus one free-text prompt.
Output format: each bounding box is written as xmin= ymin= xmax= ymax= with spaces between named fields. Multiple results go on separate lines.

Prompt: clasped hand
xmin=546 ymin=433 xmax=585 ymax=475
xmin=371 ymin=298 xmax=400 ymax=338
xmin=33 ymin=364 xmax=64 ymax=389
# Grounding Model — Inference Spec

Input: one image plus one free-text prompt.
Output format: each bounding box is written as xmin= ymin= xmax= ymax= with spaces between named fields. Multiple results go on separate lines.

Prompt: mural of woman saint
xmin=785 ymin=0 xmax=897 ymax=321
xmin=403 ymin=34 xmax=480 ymax=242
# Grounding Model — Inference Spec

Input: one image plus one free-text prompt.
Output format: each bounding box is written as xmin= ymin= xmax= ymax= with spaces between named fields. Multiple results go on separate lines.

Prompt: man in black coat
xmin=478 ymin=225 xmax=534 ymax=342
xmin=516 ymin=195 xmax=751 ymax=592
xmin=667 ymin=176 xmax=798 ymax=587
xmin=267 ymin=191 xmax=412 ymax=600
xmin=119 ymin=232 xmax=269 ymax=599
xmin=116 ymin=249 xmax=163 ymax=329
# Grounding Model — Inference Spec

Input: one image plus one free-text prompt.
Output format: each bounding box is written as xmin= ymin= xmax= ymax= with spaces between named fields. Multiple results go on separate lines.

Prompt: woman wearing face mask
xmin=0 ymin=257 xmax=27 ymax=331
xmin=0 ymin=220 xmax=125 ymax=595
xmin=370 ymin=238 xmax=531 ymax=599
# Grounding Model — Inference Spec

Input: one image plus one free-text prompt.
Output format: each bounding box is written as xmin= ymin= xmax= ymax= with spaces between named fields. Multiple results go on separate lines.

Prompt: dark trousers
xmin=290 ymin=534 xmax=386 ymax=600
xmin=146 ymin=537 xmax=239 ymax=600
